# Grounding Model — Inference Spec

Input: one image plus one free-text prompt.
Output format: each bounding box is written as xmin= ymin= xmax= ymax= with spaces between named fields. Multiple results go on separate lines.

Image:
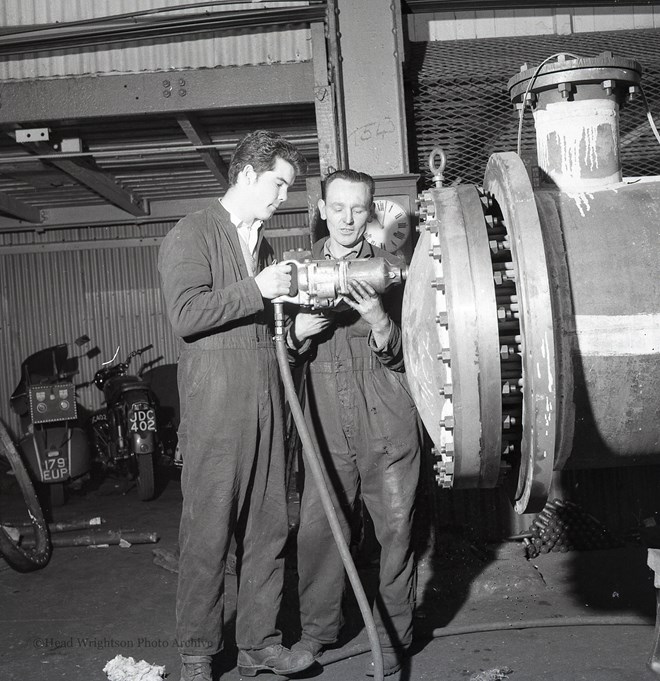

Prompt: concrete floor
xmin=1 ymin=466 xmax=659 ymax=681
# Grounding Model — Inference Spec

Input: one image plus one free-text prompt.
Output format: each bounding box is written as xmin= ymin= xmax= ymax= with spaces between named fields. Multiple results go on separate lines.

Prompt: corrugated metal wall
xmin=408 ymin=5 xmax=660 ymax=42
xmin=0 ymin=215 xmax=309 ymax=436
xmin=0 ymin=1 xmax=312 ymax=79
xmin=0 ymin=0 xmax=310 ymax=25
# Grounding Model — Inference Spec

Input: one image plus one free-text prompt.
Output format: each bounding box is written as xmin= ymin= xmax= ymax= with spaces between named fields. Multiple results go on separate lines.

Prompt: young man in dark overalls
xmin=159 ymin=130 xmax=315 ymax=681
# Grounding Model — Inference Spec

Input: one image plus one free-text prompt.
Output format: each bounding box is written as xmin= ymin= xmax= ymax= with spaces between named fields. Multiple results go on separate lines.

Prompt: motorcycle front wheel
xmin=0 ymin=422 xmax=52 ymax=572
xmin=136 ymin=452 xmax=155 ymax=501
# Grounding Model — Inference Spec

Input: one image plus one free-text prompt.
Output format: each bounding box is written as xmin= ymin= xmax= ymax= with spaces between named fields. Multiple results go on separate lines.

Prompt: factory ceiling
xmin=0 ymin=77 xmax=320 ymax=232
xmin=0 ymin=3 xmax=325 ymax=233
xmin=0 ymin=69 xmax=320 ymax=232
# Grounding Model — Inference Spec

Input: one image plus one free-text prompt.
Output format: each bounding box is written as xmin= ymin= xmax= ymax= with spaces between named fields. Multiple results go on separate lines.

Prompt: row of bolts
xmin=424 ymin=192 xmax=524 ymax=466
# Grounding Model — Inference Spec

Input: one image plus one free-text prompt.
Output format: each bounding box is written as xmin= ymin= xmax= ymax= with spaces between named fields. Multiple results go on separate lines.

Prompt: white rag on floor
xmin=103 ymin=654 xmax=166 ymax=681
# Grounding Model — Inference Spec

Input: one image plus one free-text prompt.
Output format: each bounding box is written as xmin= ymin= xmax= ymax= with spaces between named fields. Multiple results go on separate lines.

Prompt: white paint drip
xmin=534 ymin=99 xmax=621 ymax=192
xmin=565 ymin=191 xmax=593 ymax=217
xmin=544 ymin=332 xmax=554 ymax=395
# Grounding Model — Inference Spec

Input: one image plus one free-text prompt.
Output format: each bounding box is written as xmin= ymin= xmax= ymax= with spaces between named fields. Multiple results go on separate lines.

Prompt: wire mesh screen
xmin=407 ymin=28 xmax=660 ymax=186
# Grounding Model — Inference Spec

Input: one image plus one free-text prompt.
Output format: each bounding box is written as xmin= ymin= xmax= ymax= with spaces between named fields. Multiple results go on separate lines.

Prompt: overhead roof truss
xmin=0 ymin=62 xmax=316 ymax=231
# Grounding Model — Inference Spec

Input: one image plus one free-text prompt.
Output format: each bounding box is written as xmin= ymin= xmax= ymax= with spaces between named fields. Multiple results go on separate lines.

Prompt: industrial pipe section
xmin=402 ymin=52 xmax=660 ymax=514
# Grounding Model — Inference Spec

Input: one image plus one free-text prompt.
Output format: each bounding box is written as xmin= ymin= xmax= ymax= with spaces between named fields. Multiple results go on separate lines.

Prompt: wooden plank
xmin=474 ymin=9 xmax=497 ymax=38
xmin=311 ymin=21 xmax=340 ymax=176
xmin=572 ymin=8 xmax=596 ymax=33
xmin=176 ymin=113 xmax=228 ymax=190
xmin=515 ymin=8 xmax=555 ymax=36
xmin=0 ymin=191 xmax=310 ymax=231
xmin=0 ymin=161 xmax=67 ymax=188
xmin=554 ymin=9 xmax=573 ymax=35
xmin=306 ymin=176 xmax=325 ymax=245
xmin=410 ymin=12 xmax=431 ymax=41
xmin=0 ymin=63 xmax=314 ymax=125
xmin=406 ymin=0 xmax=656 ymax=10
xmin=593 ymin=6 xmax=634 ymax=31
xmin=494 ymin=9 xmax=515 ymax=37
xmin=632 ymin=4 xmax=655 ymax=29
xmin=0 ymin=190 xmax=41 ymax=222
xmin=401 ymin=5 xmax=659 ymax=38
xmin=44 ymin=158 xmax=148 ymax=216
xmin=454 ymin=11 xmax=477 ymax=39
xmin=10 ymin=139 xmax=147 ymax=216
xmin=427 ymin=12 xmax=457 ymax=40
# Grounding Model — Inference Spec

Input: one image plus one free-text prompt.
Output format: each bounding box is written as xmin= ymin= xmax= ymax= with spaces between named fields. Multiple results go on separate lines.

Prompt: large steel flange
xmin=507 ymin=52 xmax=642 ymax=109
xmin=403 ymin=184 xmax=502 ymax=490
xmin=483 ymin=152 xmax=557 ymax=514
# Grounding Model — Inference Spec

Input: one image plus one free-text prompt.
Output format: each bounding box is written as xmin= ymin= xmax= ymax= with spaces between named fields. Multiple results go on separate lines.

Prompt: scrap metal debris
xmin=469 ymin=667 xmax=513 ymax=681
xmin=152 ymin=547 xmax=238 ymax=575
xmin=523 ymin=498 xmax=623 ymax=559
xmin=19 ymin=529 xmax=158 ymax=549
xmin=3 ymin=517 xmax=158 ymax=551
xmin=152 ymin=547 xmax=179 ymax=573
xmin=103 ymin=654 xmax=166 ymax=681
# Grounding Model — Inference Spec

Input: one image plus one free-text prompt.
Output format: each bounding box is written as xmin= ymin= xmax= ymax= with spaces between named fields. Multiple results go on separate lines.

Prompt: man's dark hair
xmin=323 ymin=169 xmax=376 ymax=203
xmin=228 ymin=129 xmax=307 ymax=185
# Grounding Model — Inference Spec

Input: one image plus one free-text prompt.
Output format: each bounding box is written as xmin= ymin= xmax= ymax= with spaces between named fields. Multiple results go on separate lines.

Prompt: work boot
xmin=237 ymin=644 xmax=314 ymax=677
xmin=365 ymin=649 xmax=403 ymax=677
xmin=180 ymin=654 xmax=212 ymax=681
xmin=291 ymin=638 xmax=324 ymax=660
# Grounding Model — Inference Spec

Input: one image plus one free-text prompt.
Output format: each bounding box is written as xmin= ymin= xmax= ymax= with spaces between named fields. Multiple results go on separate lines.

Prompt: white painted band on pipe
xmin=574 ymin=314 xmax=660 ymax=356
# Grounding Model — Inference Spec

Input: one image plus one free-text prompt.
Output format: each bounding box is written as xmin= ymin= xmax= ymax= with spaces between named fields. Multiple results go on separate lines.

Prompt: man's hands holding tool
xmin=255 ymin=262 xmax=292 ymax=299
xmin=344 ymin=280 xmax=391 ymax=347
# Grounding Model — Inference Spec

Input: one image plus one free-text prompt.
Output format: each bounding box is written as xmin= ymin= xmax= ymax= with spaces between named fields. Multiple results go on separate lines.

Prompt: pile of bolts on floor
xmin=523 ymin=498 xmax=624 ymax=559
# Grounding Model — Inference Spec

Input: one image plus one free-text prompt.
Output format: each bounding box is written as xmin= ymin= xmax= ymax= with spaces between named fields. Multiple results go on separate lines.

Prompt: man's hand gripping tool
xmin=274 ymin=249 xmax=408 ymax=309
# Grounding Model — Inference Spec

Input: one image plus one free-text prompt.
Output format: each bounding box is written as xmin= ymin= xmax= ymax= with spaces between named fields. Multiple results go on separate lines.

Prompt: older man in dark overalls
xmin=288 ymin=169 xmax=422 ymax=678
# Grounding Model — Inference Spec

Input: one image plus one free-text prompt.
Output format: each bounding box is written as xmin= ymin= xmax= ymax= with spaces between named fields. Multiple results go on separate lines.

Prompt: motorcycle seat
xmin=104 ymin=376 xmax=148 ymax=404
xmin=11 ymin=344 xmax=75 ymax=416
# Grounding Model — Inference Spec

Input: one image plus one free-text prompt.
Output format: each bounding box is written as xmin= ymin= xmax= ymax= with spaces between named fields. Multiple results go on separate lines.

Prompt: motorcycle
xmin=9 ymin=337 xmax=94 ymax=508
xmin=89 ymin=344 xmax=162 ymax=501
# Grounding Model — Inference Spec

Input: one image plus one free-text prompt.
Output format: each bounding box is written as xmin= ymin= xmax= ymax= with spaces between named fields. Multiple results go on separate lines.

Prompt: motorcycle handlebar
xmin=125 ymin=344 xmax=154 ymax=364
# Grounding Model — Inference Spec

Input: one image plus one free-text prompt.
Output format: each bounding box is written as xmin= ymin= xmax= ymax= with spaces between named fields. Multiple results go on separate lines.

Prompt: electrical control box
xmin=28 ymin=383 xmax=77 ymax=424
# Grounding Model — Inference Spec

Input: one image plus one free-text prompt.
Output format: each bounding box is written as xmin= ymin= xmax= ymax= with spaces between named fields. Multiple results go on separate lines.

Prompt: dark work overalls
xmin=158 ymin=200 xmax=288 ymax=657
xmin=291 ymin=238 xmax=422 ymax=655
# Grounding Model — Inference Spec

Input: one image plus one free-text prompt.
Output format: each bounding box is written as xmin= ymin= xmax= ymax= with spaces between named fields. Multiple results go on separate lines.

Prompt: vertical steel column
xmin=335 ymin=0 xmax=409 ymax=174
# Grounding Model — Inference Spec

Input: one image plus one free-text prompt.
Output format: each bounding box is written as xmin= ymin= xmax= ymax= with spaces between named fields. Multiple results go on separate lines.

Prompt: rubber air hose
xmin=315 ymin=614 xmax=653 ymax=668
xmin=273 ymin=302 xmax=384 ymax=681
